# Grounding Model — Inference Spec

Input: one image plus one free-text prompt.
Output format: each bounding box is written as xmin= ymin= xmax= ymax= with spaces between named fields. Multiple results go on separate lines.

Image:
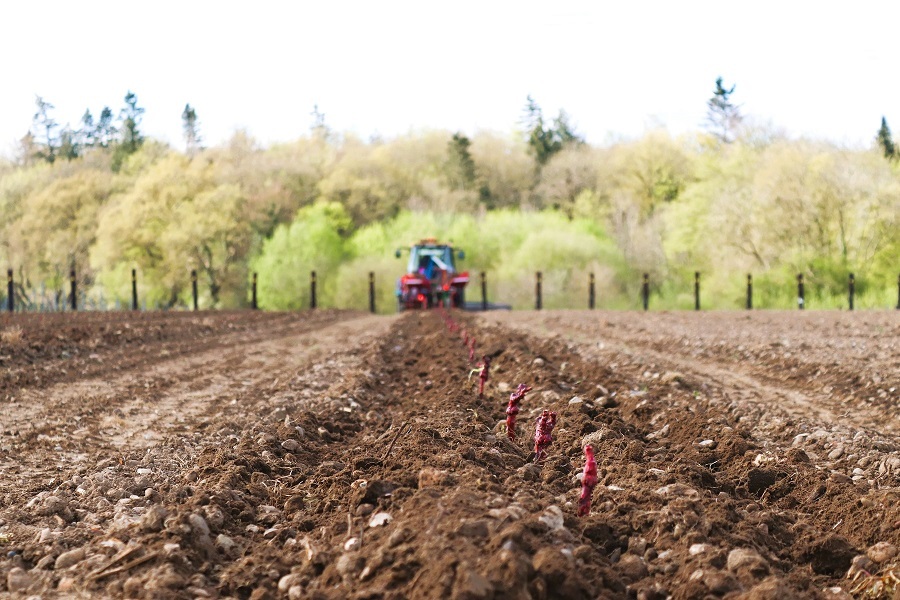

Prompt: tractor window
xmin=407 ymin=246 xmax=456 ymax=275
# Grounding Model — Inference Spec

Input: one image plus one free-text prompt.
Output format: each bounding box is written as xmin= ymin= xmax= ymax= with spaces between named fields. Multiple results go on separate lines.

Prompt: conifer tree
xmin=876 ymin=116 xmax=896 ymax=160
xmin=182 ymin=103 xmax=201 ymax=156
xmin=447 ymin=133 xmax=477 ymax=190
xmin=31 ymin=96 xmax=58 ymax=164
xmin=705 ymin=77 xmax=742 ymax=143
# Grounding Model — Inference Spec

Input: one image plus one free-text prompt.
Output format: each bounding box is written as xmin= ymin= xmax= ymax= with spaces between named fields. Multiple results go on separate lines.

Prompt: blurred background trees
xmin=1 ymin=85 xmax=898 ymax=311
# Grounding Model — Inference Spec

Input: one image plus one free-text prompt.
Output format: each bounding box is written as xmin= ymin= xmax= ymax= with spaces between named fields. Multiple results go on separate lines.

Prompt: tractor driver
xmin=418 ymin=256 xmax=435 ymax=280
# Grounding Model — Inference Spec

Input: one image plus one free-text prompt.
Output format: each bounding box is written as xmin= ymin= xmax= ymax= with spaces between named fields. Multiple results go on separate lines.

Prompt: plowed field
xmin=0 ymin=309 xmax=898 ymax=599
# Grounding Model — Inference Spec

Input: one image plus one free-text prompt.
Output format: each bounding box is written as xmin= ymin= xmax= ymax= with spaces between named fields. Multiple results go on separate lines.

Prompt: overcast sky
xmin=2 ymin=1 xmax=898 ymax=157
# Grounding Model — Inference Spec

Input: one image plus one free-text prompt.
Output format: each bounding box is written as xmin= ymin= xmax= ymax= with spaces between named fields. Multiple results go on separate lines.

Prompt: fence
xmin=3 ymin=268 xmax=899 ymax=314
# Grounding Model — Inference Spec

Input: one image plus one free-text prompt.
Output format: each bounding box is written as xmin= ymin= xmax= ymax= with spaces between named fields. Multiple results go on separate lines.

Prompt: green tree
xmin=95 ymin=107 xmax=117 ymax=148
xmin=112 ymin=91 xmax=145 ymax=170
xmin=79 ymin=110 xmax=96 ymax=149
xmin=446 ymin=133 xmax=476 ymax=190
xmin=182 ymin=103 xmax=201 ymax=157
xmin=31 ymin=96 xmax=58 ymax=164
xmin=876 ymin=116 xmax=896 ymax=159
xmin=705 ymin=77 xmax=742 ymax=143
xmin=58 ymin=127 xmax=79 ymax=161
xmin=521 ymin=96 xmax=583 ymax=167
xmin=252 ymin=202 xmax=351 ymax=309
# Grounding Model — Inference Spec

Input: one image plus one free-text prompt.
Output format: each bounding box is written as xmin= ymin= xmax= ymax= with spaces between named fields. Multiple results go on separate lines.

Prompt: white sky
xmin=2 ymin=1 xmax=899 ymax=157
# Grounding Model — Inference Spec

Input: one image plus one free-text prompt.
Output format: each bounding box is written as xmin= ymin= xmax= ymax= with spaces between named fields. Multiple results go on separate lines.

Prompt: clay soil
xmin=0 ymin=308 xmax=898 ymax=599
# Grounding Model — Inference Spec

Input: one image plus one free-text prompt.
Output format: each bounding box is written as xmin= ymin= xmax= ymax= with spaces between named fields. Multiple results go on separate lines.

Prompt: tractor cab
xmin=408 ymin=244 xmax=459 ymax=280
xmin=395 ymin=239 xmax=468 ymax=310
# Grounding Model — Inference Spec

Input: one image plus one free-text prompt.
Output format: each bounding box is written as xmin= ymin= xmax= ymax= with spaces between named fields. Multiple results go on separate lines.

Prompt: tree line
xmin=1 ymin=81 xmax=897 ymax=311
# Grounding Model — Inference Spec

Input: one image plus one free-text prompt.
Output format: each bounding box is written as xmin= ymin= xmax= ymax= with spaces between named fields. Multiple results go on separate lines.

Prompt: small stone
xmin=336 ymin=553 xmax=364 ymax=580
xmin=456 ymin=520 xmax=489 ymax=539
xmin=827 ymin=447 xmax=844 ymax=460
xmin=533 ymin=358 xmax=545 ymax=367
xmin=866 ymin=541 xmax=898 ymax=564
xmin=659 ymin=371 xmax=682 ymax=383
xmin=288 ymin=585 xmax=304 ymax=600
xmin=538 ymin=506 xmax=565 ymax=531
xmin=368 ymin=512 xmax=392 ymax=528
xmin=568 ymin=396 xmax=583 ymax=405
xmin=344 ymin=537 xmax=360 ymax=551
xmin=281 ymin=439 xmax=301 ymax=452
xmin=453 ymin=561 xmax=493 ymax=599
xmin=541 ymin=389 xmax=560 ymax=402
xmin=140 ymin=505 xmax=169 ymax=532
xmin=278 ymin=573 xmax=302 ymax=592
xmin=42 ymin=495 xmax=67 ymax=516
xmin=58 ymin=576 xmax=75 ymax=592
xmin=581 ymin=430 xmax=607 ymax=448
xmin=38 ymin=527 xmax=53 ymax=543
xmin=188 ymin=514 xmax=210 ymax=536
xmin=617 ymin=554 xmax=649 ymax=583
xmin=654 ymin=483 xmax=699 ymax=500
xmin=355 ymin=503 xmax=375 ymax=517
xmin=215 ymin=534 xmax=235 ymax=552
xmin=36 ymin=555 xmax=55 ymax=570
xmin=698 ymin=439 xmax=716 ymax=448
xmin=727 ymin=548 xmax=770 ymax=582
xmin=418 ymin=467 xmax=451 ymax=488
xmin=596 ymin=396 xmax=617 ymax=408
xmin=703 ymin=570 xmax=741 ymax=595
xmin=7 ymin=567 xmax=32 ymax=593
xmin=497 ymin=382 xmax=511 ymax=393
xmin=55 ymin=547 xmax=86 ymax=569
xmin=689 ymin=543 xmax=712 ymax=556
xmin=829 ymin=472 xmax=852 ymax=485
xmin=204 ymin=506 xmax=225 ymax=530
xmin=744 ymin=576 xmax=788 ymax=599
xmin=847 ymin=554 xmax=874 ymax=578
xmin=386 ymin=527 xmax=412 ymax=548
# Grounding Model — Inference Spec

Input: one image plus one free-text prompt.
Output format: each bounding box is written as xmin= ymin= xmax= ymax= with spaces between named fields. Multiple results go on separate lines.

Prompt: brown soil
xmin=0 ymin=308 xmax=897 ymax=599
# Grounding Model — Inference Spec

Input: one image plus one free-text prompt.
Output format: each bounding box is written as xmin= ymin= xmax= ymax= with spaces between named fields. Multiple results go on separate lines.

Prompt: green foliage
xmin=112 ymin=91 xmax=145 ymax=171
xmin=92 ymin=152 xmax=252 ymax=308
xmin=251 ymin=202 xmax=350 ymax=310
xmin=1 ymin=98 xmax=898 ymax=312
xmin=522 ymin=96 xmax=583 ymax=167
xmin=877 ymin=116 xmax=896 ymax=160
xmin=446 ymin=133 xmax=476 ymax=191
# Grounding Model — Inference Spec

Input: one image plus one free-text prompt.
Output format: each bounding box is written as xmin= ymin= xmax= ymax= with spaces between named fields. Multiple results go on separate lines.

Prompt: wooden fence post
xmin=310 ymin=271 xmax=317 ymax=309
xmin=480 ymin=271 xmax=487 ymax=311
xmin=70 ymin=269 xmax=77 ymax=311
xmin=6 ymin=269 xmax=12 ymax=313
xmin=131 ymin=269 xmax=138 ymax=311
xmin=535 ymin=271 xmax=542 ymax=310
xmin=797 ymin=273 xmax=805 ymax=310
xmin=642 ymin=273 xmax=649 ymax=311
xmin=746 ymin=274 xmax=753 ymax=310
xmin=848 ymin=273 xmax=854 ymax=311
xmin=368 ymin=272 xmax=376 ymax=313
xmin=251 ymin=272 xmax=258 ymax=310
xmin=191 ymin=269 xmax=198 ymax=311
xmin=589 ymin=273 xmax=595 ymax=309
xmin=694 ymin=271 xmax=701 ymax=311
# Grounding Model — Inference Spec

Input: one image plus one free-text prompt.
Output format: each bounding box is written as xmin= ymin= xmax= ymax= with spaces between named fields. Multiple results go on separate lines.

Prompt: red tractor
xmin=395 ymin=239 xmax=469 ymax=310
